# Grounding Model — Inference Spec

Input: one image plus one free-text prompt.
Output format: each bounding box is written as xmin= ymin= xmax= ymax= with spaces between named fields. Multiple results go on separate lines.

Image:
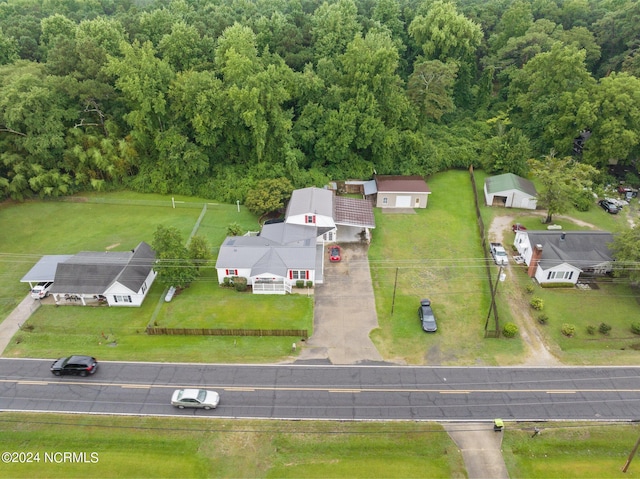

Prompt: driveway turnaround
xmin=299 ymin=243 xmax=383 ymax=364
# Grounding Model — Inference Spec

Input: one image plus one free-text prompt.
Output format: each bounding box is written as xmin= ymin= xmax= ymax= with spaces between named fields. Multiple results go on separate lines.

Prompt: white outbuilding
xmin=484 ymin=173 xmax=537 ymax=210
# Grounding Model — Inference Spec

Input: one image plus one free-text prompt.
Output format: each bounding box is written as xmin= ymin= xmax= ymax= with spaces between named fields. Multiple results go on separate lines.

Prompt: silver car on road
xmin=171 ymin=389 xmax=220 ymax=409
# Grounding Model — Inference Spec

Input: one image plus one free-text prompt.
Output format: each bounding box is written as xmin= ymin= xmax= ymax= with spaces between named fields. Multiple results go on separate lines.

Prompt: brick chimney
xmin=528 ymin=244 xmax=543 ymax=278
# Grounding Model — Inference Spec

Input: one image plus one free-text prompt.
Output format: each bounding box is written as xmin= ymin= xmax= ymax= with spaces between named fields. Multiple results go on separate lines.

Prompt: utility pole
xmin=485 ymin=265 xmax=504 ymax=337
xmin=622 ymin=432 xmax=640 ymax=472
xmin=391 ymin=267 xmax=399 ymax=315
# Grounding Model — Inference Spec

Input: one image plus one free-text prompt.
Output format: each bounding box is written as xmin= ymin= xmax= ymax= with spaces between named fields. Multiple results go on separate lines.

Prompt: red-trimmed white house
xmin=216 ymin=223 xmax=321 ymax=294
xmin=215 ymin=187 xmax=375 ymax=294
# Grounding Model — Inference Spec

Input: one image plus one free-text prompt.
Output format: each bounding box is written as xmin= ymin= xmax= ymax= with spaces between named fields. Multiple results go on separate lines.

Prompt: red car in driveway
xmin=328 ymin=245 xmax=342 ymax=262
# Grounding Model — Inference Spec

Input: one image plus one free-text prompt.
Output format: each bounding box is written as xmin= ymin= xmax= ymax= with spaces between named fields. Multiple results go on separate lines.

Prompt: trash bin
xmin=493 ymin=418 xmax=504 ymax=432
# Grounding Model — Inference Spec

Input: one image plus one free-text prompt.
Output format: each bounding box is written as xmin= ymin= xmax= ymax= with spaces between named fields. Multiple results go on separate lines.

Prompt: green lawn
xmin=474 ymin=170 xmax=640 ymax=365
xmin=369 ymin=168 xmax=640 ymax=366
xmin=0 ymin=413 xmax=464 ymax=479
xmin=5 ymin=279 xmax=309 ymax=363
xmin=155 ymin=270 xmax=312 ymax=330
xmin=0 ymin=193 xmax=310 ymax=363
xmin=502 ymin=422 xmax=640 ymax=478
xmin=511 ymin=267 xmax=640 ymax=365
xmin=3 ymin=179 xmax=640 ymax=366
xmin=369 ymin=170 xmax=522 ymax=365
xmin=2 ymin=412 xmax=638 ymax=479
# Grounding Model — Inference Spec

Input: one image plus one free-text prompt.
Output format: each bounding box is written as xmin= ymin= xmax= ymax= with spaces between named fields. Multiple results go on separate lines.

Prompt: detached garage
xmin=374 ymin=175 xmax=431 ymax=209
xmin=484 ymin=173 xmax=537 ymax=210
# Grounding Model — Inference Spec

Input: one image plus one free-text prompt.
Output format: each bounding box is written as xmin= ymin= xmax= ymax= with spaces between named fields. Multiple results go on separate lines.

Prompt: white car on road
xmin=171 ymin=389 xmax=220 ymax=409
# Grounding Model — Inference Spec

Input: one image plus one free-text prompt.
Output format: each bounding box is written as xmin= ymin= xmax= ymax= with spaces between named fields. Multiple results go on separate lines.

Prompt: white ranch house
xmin=21 ymin=242 xmax=157 ymax=306
xmin=514 ymin=230 xmax=614 ymax=285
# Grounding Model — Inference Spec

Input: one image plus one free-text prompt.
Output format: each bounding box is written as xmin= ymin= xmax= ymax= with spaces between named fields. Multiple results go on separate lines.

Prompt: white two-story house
xmin=215 ymin=187 xmax=375 ymax=294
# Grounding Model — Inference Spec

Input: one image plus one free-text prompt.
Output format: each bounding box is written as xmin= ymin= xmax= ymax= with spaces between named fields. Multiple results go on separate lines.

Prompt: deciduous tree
xmin=244 ymin=177 xmax=293 ymax=216
xmin=311 ymin=0 xmax=361 ymax=60
xmin=407 ymin=59 xmax=457 ymax=120
xmin=611 ymin=226 xmax=640 ymax=283
xmin=152 ymin=225 xmax=198 ymax=289
xmin=580 ymin=73 xmax=640 ymax=168
xmin=509 ymin=43 xmax=595 ymax=153
xmin=409 ymin=0 xmax=482 ymax=62
xmin=528 ymin=151 xmax=597 ymax=223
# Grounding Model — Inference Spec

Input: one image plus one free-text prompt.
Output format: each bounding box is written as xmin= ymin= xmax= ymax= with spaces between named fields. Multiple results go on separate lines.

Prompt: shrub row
xmin=540 ymin=282 xmax=575 ymax=288
xmin=221 ymin=276 xmax=248 ymax=292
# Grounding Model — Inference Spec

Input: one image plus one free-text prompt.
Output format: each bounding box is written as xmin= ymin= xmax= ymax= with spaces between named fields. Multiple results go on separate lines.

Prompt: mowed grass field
xmin=2 ymin=174 xmax=640 ymax=365
xmin=502 ymin=422 xmax=640 ymax=478
xmin=369 ymin=170 xmax=523 ymax=365
xmin=0 ymin=194 xmax=312 ymax=363
xmin=2 ymin=413 xmax=639 ymax=479
xmin=0 ymin=413 xmax=465 ymax=479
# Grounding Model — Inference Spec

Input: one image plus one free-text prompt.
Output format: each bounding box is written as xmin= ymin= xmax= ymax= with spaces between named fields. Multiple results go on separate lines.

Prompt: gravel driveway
xmin=297 ymin=243 xmax=384 ymax=365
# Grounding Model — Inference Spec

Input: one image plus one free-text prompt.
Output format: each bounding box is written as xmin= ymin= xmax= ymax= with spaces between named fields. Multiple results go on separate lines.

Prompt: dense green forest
xmin=0 ymin=0 xmax=639 ymax=202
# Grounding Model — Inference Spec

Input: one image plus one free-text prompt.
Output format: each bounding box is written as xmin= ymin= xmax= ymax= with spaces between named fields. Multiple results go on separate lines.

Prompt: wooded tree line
xmin=1 ymin=0 xmax=639 ymax=202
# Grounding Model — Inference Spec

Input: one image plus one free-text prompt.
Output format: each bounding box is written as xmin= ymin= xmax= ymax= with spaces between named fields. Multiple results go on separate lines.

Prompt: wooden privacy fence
xmin=146 ymin=327 xmax=308 ymax=338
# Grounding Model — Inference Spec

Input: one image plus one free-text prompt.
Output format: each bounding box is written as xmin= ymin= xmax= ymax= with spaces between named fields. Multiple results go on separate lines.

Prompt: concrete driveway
xmin=297 ymin=243 xmax=384 ymax=365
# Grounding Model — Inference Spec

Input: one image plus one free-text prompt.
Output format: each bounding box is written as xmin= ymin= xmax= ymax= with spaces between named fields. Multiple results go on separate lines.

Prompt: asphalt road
xmin=1 ymin=359 xmax=640 ymax=421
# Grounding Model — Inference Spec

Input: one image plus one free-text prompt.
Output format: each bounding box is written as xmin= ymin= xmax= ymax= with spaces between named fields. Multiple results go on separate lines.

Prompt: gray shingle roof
xmin=525 ymin=231 xmax=614 ymax=269
xmin=50 ymin=242 xmax=155 ymax=294
xmin=216 ymin=232 xmax=316 ymax=276
xmin=259 ymin=223 xmax=318 ymax=245
xmin=118 ymin=241 xmax=155 ymax=291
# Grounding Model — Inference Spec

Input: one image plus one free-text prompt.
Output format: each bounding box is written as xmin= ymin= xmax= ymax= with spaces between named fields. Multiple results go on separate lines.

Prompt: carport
xmin=333 ymin=196 xmax=376 ymax=243
xmin=20 ymin=255 xmax=72 ymax=289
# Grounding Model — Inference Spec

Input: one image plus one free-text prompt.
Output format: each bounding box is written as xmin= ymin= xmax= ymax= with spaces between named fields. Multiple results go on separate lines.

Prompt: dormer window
xmin=305 ymin=215 xmax=316 ymax=224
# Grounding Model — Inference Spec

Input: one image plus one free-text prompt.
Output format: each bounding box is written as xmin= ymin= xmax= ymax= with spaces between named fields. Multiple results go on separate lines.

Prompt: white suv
xmin=31 ymin=282 xmax=53 ymax=299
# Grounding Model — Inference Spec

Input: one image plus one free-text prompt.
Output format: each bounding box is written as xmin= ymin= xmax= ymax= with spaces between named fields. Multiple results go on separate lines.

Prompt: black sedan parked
xmin=51 ymin=356 xmax=98 ymax=376
xmin=599 ymin=199 xmax=620 ymax=214
xmin=418 ymin=299 xmax=438 ymax=332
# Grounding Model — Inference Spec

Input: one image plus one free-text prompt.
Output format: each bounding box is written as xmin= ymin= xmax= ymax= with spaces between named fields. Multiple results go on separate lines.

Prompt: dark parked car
xmin=418 ymin=299 xmax=437 ymax=332
xmin=51 ymin=355 xmax=98 ymax=376
xmin=617 ymin=186 xmax=638 ymax=198
xmin=599 ymin=199 xmax=620 ymax=214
